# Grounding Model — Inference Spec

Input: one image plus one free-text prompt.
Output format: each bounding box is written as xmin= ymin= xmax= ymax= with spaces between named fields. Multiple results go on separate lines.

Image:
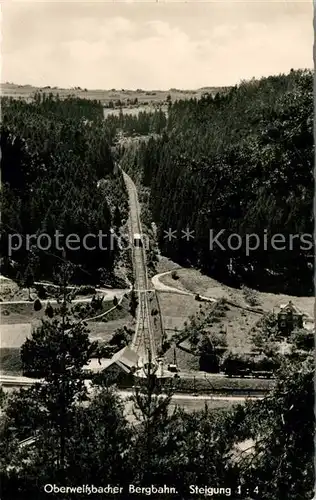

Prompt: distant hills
xmin=0 ymin=82 xmax=231 ymax=104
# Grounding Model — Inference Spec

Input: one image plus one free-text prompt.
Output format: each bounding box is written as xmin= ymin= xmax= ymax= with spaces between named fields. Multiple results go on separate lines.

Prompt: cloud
xmin=2 ymin=1 xmax=313 ymax=89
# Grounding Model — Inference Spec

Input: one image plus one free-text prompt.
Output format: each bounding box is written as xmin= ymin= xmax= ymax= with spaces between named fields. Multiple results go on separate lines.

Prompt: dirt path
xmin=152 ymin=270 xmax=216 ymax=303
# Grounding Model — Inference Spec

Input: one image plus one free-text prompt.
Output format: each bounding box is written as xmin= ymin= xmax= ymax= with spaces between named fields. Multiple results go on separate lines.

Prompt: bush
xmin=45 ymin=302 xmax=54 ymax=318
xmin=212 ymin=317 xmax=221 ymax=323
xmin=33 ymin=298 xmax=42 ymax=311
xmin=242 ymin=286 xmax=260 ymax=307
xmin=221 ymin=351 xmax=279 ymax=375
xmin=36 ymin=285 xmax=47 ymax=299
xmin=77 ymin=285 xmax=96 ymax=295
xmin=171 ymin=271 xmax=179 ymax=280
xmin=0 ymin=348 xmax=22 ymax=374
xmin=290 ymin=329 xmax=314 ymax=351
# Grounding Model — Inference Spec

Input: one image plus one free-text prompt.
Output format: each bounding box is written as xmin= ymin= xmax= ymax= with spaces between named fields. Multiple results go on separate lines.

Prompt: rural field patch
xmin=164 ymin=345 xmax=200 ymax=371
xmin=159 ymin=268 xmax=314 ymax=317
xmin=157 ymin=292 xmax=213 ymax=336
xmin=87 ymin=318 xmax=130 ymax=342
xmin=1 ymin=323 xmax=34 ymax=348
xmin=0 ymin=347 xmax=22 ymax=375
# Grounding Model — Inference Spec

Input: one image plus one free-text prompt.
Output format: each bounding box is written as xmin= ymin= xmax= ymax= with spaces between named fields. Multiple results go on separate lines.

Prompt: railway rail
xmin=122 ymin=170 xmax=157 ymax=363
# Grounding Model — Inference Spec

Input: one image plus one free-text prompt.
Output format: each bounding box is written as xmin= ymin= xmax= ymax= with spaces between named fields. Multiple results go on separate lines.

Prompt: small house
xmin=84 ymin=346 xmax=139 ymax=387
xmin=277 ymin=301 xmax=304 ymax=334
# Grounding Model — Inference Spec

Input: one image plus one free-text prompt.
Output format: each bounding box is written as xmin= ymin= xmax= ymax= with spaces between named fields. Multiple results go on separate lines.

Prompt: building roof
xmin=83 ymin=356 xmax=132 ymax=375
xmin=279 ymin=301 xmax=304 ymax=315
xmin=111 ymin=359 xmax=131 ymax=373
xmin=83 ymin=358 xmax=113 ymax=373
xmin=112 ymin=346 xmax=139 ymax=369
xmin=83 ymin=346 xmax=139 ymax=375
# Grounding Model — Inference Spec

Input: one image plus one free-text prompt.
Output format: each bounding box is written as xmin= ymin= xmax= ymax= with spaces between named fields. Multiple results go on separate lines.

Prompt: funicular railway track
xmin=122 ymin=170 xmax=156 ymax=363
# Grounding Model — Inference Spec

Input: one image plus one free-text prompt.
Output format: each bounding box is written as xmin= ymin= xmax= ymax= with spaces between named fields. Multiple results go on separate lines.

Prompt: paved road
xmin=122 ymin=170 xmax=157 ymax=363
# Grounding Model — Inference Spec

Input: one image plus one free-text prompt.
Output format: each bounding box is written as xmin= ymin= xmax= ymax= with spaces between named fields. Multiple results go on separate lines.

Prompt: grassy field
xmin=155 ymin=266 xmax=314 ymax=361
xmin=1 ymin=302 xmax=56 ymax=325
xmin=0 ymin=277 xmax=104 ymax=302
xmin=0 ymin=299 xmax=115 ymax=325
xmin=93 ymin=296 xmax=131 ymax=322
xmin=0 ymin=278 xmax=32 ymax=302
xmin=1 ymin=298 xmax=128 ymax=352
xmin=0 ymin=348 xmax=22 ymax=375
xmin=157 ymin=291 xmax=213 ymax=338
xmin=87 ymin=318 xmax=131 ymax=342
xmin=164 ymin=345 xmax=200 ymax=371
xmin=1 ymin=323 xmax=33 ymax=349
xmin=193 ymin=301 xmax=263 ymax=354
xmin=160 ymin=268 xmax=314 ymax=317
xmin=156 ymin=256 xmax=182 ymax=274
xmin=86 ymin=296 xmax=133 ymax=341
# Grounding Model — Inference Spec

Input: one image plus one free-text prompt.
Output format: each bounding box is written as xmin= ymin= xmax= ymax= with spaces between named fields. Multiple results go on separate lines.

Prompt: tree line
xmin=119 ymin=70 xmax=313 ymax=295
xmin=105 ymin=108 xmax=167 ymax=137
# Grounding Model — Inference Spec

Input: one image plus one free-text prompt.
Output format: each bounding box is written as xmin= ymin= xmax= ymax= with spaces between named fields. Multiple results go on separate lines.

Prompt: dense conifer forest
xmin=1 ymin=94 xmax=128 ymax=284
xmin=120 ymin=70 xmax=313 ymax=295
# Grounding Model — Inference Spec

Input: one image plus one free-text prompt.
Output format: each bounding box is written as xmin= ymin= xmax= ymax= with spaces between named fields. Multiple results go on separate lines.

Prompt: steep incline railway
xmin=121 ymin=170 xmax=156 ymax=363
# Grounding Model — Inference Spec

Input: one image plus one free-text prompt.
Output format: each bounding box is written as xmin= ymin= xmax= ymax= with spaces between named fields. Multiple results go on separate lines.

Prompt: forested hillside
xmin=105 ymin=108 xmax=167 ymax=138
xmin=1 ymin=94 xmax=128 ymax=284
xmin=120 ymin=70 xmax=313 ymax=295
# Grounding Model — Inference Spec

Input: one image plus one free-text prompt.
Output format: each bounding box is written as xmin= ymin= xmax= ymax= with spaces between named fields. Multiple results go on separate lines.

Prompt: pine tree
xmin=24 ymin=264 xmax=34 ymax=301
xmin=129 ymin=351 xmax=175 ymax=484
xmin=20 ymin=262 xmax=97 ymax=478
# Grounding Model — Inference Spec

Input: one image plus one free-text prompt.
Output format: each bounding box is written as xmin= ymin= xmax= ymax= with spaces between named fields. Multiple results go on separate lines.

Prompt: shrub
xmin=33 ymin=298 xmax=42 ymax=311
xmin=212 ymin=317 xmax=221 ymax=323
xmin=45 ymin=302 xmax=54 ymax=318
xmin=77 ymin=285 xmax=96 ymax=295
xmin=241 ymin=285 xmax=260 ymax=306
xmin=37 ymin=285 xmax=47 ymax=299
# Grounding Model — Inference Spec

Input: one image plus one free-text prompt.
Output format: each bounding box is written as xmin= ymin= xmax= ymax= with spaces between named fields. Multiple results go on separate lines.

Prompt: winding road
xmin=152 ymin=270 xmax=216 ymax=303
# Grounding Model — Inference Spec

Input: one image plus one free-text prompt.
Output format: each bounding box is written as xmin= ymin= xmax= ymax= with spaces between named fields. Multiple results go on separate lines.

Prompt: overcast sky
xmin=2 ymin=0 xmax=313 ymax=90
